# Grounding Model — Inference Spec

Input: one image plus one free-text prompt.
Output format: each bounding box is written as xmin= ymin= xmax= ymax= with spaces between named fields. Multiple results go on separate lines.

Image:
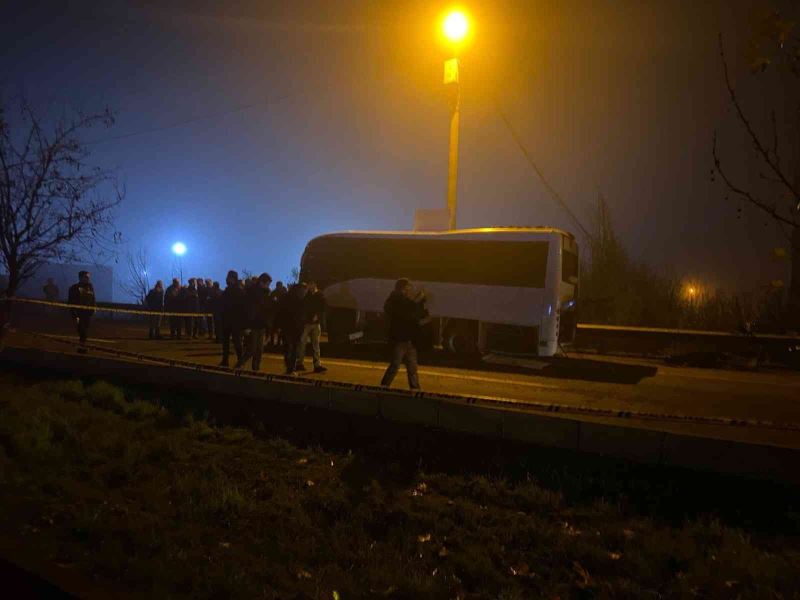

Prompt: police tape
xmin=5 ymin=296 xmax=213 ymax=318
xmin=23 ymin=329 xmax=800 ymax=434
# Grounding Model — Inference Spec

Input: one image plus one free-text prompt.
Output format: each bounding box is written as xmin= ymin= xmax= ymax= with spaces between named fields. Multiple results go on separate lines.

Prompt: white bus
xmin=299 ymin=227 xmax=579 ymax=356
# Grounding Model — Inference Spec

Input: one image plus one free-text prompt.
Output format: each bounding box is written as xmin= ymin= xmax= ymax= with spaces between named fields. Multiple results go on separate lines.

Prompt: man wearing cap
xmin=68 ymin=270 xmax=96 ymax=353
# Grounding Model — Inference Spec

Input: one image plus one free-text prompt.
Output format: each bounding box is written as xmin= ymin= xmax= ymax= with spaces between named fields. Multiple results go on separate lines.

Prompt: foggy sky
xmin=1 ymin=0 xmax=791 ymax=300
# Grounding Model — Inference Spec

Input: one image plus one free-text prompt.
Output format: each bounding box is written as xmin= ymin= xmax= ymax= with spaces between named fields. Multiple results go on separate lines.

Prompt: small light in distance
xmin=172 ymin=242 xmax=187 ymax=256
xmin=443 ymin=9 xmax=469 ymax=44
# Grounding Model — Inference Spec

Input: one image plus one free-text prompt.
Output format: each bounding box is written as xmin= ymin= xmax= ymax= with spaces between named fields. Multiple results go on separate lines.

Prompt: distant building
xmin=0 ymin=262 xmax=114 ymax=302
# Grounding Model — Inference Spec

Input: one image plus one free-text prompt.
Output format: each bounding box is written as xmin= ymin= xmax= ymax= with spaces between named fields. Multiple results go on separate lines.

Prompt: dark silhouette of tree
xmin=119 ymin=247 xmax=150 ymax=305
xmin=0 ymin=97 xmax=122 ymax=299
xmin=713 ymin=9 xmax=800 ymax=329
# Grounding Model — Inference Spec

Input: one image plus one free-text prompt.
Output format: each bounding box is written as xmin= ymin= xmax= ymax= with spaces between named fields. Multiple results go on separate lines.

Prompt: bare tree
xmin=713 ymin=11 xmax=800 ymax=328
xmin=118 ymin=247 xmax=150 ymax=304
xmin=0 ymin=96 xmax=122 ymax=303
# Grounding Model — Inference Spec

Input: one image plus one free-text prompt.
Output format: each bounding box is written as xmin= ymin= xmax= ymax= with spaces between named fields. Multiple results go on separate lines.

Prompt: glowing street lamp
xmin=443 ymin=10 xmax=469 ymax=43
xmin=171 ymin=242 xmax=187 ymax=281
xmin=441 ymin=8 xmax=470 ymax=230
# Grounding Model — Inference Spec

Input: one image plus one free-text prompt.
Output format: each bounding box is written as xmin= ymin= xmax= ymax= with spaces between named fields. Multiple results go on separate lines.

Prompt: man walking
xmin=219 ymin=270 xmax=246 ymax=367
xmin=68 ymin=270 xmax=96 ymax=354
xmin=380 ymin=278 xmax=426 ymax=390
xmin=236 ymin=273 xmax=273 ymax=371
xmin=165 ymin=278 xmax=182 ymax=339
xmin=297 ymin=281 xmax=327 ymax=373
xmin=146 ymin=280 xmax=165 ymax=339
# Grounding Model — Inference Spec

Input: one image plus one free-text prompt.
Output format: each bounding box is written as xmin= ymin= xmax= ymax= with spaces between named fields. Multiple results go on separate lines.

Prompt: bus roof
xmin=313 ymin=227 xmax=576 ymax=240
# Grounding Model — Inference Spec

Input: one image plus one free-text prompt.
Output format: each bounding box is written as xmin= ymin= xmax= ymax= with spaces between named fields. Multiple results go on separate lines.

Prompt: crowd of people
xmin=63 ymin=269 xmax=429 ymax=388
xmin=142 ymin=271 xmax=327 ymax=375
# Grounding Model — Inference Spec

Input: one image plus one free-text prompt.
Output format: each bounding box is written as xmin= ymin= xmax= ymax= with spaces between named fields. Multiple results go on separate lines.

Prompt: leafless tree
xmin=713 ymin=11 xmax=800 ymax=328
xmin=0 ymin=96 xmax=122 ymax=302
xmin=118 ymin=247 xmax=150 ymax=304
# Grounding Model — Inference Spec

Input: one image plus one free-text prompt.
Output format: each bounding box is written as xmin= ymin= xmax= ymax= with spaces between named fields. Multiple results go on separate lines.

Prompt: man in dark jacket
xmin=269 ymin=281 xmax=288 ymax=348
xmin=195 ymin=277 xmax=208 ymax=336
xmin=164 ymin=278 xmax=182 ymax=339
xmin=203 ymin=278 xmax=215 ymax=339
xmin=219 ymin=270 xmax=246 ymax=367
xmin=145 ymin=280 xmax=165 ymax=339
xmin=296 ymin=281 xmax=327 ymax=373
xmin=182 ymin=279 xmax=200 ymax=339
xmin=276 ymin=282 xmax=307 ymax=374
xmin=68 ymin=270 xmax=96 ymax=353
xmin=380 ymin=278 xmax=426 ymax=389
xmin=236 ymin=272 xmax=273 ymax=371
xmin=206 ymin=279 xmax=221 ymax=340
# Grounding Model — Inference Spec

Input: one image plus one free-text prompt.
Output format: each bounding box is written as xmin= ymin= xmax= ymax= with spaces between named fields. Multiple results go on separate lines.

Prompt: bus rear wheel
xmin=443 ymin=321 xmax=478 ymax=356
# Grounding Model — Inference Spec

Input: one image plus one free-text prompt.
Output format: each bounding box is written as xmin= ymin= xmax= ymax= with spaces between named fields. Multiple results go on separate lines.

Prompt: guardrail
xmin=574 ymin=322 xmax=800 ymax=366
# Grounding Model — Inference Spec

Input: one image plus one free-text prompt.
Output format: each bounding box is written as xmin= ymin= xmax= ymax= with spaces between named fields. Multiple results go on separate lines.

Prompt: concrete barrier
xmin=578 ymin=421 xmax=666 ymax=463
xmin=501 ymin=410 xmax=580 ymax=449
xmin=2 ymin=345 xmax=798 ymax=485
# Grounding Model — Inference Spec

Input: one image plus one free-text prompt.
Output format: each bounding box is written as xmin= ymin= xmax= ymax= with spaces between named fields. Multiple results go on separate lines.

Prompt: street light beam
xmin=172 ymin=242 xmax=187 ymax=256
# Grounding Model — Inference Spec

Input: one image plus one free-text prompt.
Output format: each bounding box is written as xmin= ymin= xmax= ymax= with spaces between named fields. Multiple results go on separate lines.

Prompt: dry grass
xmin=0 ymin=371 xmax=799 ymax=599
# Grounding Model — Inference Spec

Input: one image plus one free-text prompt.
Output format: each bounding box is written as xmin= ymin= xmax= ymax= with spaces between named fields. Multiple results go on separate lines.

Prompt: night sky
xmin=1 ymin=0 xmax=790 ymax=300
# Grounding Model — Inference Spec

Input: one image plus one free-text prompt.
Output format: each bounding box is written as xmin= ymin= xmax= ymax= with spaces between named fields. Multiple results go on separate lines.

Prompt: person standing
xmin=182 ymin=279 xmax=200 ymax=339
xmin=236 ymin=273 xmax=273 ymax=371
xmin=164 ymin=278 xmax=182 ymax=339
xmin=68 ymin=270 xmax=96 ymax=354
xmin=219 ymin=270 xmax=246 ymax=367
xmin=145 ymin=280 xmax=165 ymax=339
xmin=296 ymin=281 xmax=327 ymax=373
xmin=380 ymin=278 xmax=426 ymax=390
xmin=43 ymin=278 xmax=60 ymax=301
xmin=204 ymin=278 xmax=216 ymax=339
xmin=269 ymin=281 xmax=287 ymax=347
xmin=276 ymin=282 xmax=307 ymax=374
xmin=196 ymin=277 xmax=208 ymax=336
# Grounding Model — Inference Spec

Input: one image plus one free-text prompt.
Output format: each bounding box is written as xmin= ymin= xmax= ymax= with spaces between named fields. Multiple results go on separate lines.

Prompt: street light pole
xmin=441 ymin=9 xmax=469 ymax=230
xmin=446 ymin=59 xmax=460 ymax=230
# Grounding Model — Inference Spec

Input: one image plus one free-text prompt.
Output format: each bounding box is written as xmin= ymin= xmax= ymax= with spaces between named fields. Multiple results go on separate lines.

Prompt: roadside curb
xmin=2 ymin=345 xmax=798 ymax=485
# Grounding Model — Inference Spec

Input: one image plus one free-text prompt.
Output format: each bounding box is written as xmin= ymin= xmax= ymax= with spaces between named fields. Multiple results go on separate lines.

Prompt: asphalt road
xmin=8 ymin=316 xmax=800 ymax=440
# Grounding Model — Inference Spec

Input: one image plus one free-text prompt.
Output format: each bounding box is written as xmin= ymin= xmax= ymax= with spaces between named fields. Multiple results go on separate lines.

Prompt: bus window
xmin=304 ymin=237 xmax=549 ymax=288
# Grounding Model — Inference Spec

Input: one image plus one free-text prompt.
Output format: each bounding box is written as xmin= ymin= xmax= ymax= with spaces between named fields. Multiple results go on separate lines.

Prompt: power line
xmin=84 ymin=89 xmax=303 ymax=146
xmin=494 ymin=99 xmax=592 ymax=242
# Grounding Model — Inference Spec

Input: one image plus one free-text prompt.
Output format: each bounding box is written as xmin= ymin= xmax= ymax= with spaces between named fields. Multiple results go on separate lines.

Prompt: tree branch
xmin=713 ymin=131 xmax=797 ymax=228
xmin=718 ymin=33 xmax=800 ymax=208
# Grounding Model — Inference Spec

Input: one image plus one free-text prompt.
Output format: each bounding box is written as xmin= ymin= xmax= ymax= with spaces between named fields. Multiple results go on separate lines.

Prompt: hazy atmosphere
xmin=2 ymin=0 xmax=789 ymax=299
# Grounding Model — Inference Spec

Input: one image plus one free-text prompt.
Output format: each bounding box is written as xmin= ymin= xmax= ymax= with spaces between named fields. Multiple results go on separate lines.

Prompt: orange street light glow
xmin=443 ymin=10 xmax=469 ymax=43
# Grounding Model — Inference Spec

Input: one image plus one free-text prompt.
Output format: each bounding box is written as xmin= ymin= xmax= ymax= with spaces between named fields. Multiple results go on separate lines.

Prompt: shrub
xmin=37 ymin=379 xmax=86 ymax=402
xmin=85 ymin=381 xmax=127 ymax=414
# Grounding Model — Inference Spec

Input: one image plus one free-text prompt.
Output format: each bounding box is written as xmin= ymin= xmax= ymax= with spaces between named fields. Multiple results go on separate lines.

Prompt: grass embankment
xmin=0 ymin=371 xmax=798 ymax=599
